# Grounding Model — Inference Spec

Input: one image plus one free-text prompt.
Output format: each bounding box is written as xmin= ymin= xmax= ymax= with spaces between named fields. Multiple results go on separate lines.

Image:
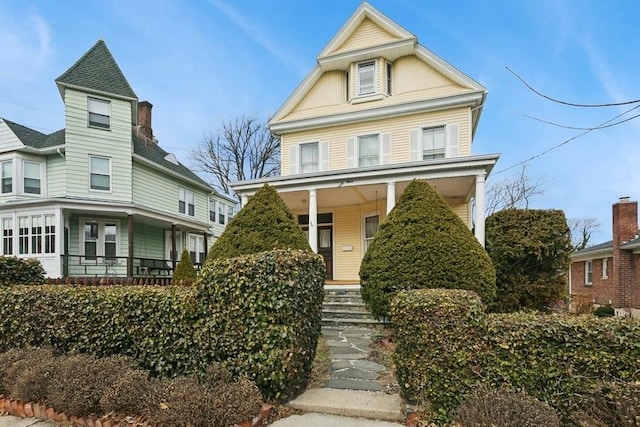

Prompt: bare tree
xmin=569 ymin=217 xmax=601 ymax=251
xmin=486 ymin=165 xmax=545 ymax=215
xmin=192 ymin=116 xmax=280 ymax=199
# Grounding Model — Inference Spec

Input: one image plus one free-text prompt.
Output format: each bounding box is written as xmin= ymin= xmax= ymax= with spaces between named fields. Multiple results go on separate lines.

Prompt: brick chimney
xmin=612 ymin=197 xmax=638 ymax=309
xmin=138 ymin=101 xmax=153 ymax=140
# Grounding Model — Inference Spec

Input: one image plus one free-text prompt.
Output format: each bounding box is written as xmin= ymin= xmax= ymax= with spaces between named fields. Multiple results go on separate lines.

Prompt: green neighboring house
xmin=0 ymin=40 xmax=236 ymax=278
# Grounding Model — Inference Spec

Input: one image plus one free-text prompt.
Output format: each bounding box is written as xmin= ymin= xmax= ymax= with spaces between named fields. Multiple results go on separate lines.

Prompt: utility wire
xmin=506 ymin=66 xmax=640 ymax=107
xmin=522 ymin=111 xmax=640 ymax=131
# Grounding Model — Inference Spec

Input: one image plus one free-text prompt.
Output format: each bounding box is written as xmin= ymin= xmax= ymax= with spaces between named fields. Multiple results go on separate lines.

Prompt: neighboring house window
xmin=188 ymin=234 xmax=205 ymax=264
xmin=228 ymin=206 xmax=234 ymax=221
xmin=602 ymin=258 xmax=608 ymax=279
xmin=2 ymin=218 xmax=13 ymax=255
xmin=44 ymin=214 xmax=55 ymax=254
xmin=358 ymin=134 xmax=379 ymax=167
xmin=386 ymin=62 xmax=392 ymax=95
xmin=357 ymin=61 xmax=375 ymax=96
xmin=218 ymin=204 xmax=226 ymax=225
xmin=422 ymin=126 xmax=446 ymax=160
xmin=585 ymin=260 xmax=593 ymax=285
xmin=18 ymin=217 xmax=29 ymax=254
xmin=179 ymin=189 xmax=195 ymax=216
xmin=82 ymin=220 xmax=119 ymax=262
xmin=90 ymin=156 xmax=111 ymax=191
xmin=300 ymin=142 xmax=319 ymax=173
xmin=363 ymin=213 xmax=379 ymax=253
xmin=88 ymin=98 xmax=111 ymax=129
xmin=209 ymin=199 xmax=216 ymax=223
xmin=23 ymin=161 xmax=41 ymax=194
xmin=1 ymin=161 xmax=12 ymax=194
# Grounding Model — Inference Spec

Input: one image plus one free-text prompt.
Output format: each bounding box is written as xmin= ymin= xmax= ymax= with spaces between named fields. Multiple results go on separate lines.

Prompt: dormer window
xmin=88 ymin=97 xmax=111 ymax=129
xmin=357 ymin=61 xmax=375 ymax=96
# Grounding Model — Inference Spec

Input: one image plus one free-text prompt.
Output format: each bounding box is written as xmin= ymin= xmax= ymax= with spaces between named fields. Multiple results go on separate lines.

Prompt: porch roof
xmin=231 ymin=154 xmax=499 ymax=211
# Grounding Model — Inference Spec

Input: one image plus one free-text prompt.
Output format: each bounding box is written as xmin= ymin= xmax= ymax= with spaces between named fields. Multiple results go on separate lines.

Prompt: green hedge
xmin=197 ymin=249 xmax=325 ymax=400
xmin=0 ymin=249 xmax=325 ymax=401
xmin=391 ymin=289 xmax=640 ymax=423
xmin=0 ymin=256 xmax=45 ymax=286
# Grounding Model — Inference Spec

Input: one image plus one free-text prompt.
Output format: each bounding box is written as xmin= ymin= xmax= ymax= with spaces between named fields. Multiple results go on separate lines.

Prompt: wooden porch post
xmin=171 ymin=224 xmax=177 ymax=272
xmin=127 ymin=214 xmax=134 ymax=277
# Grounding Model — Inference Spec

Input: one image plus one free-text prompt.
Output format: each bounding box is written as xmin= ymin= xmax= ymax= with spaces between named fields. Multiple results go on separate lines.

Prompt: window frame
xmin=357 ymin=134 xmax=380 ymax=167
xmin=1 ymin=160 xmax=13 ymax=194
xmin=178 ymin=188 xmax=196 ymax=217
xmin=218 ymin=203 xmax=226 ymax=225
xmin=362 ymin=212 xmax=380 ymax=256
xmin=187 ymin=233 xmax=205 ymax=265
xmin=87 ymin=97 xmax=111 ymax=130
xmin=585 ymin=260 xmax=593 ymax=285
xmin=1 ymin=217 xmax=14 ymax=255
xmin=22 ymin=160 xmax=41 ymax=195
xmin=89 ymin=155 xmax=112 ymax=192
xmin=80 ymin=218 xmax=120 ymax=264
xmin=209 ymin=199 xmax=216 ymax=223
xmin=356 ymin=60 xmax=376 ymax=96
xmin=421 ymin=125 xmax=446 ymax=160
xmin=601 ymin=257 xmax=608 ymax=279
xmin=300 ymin=142 xmax=320 ymax=174
xmin=386 ymin=61 xmax=392 ymax=95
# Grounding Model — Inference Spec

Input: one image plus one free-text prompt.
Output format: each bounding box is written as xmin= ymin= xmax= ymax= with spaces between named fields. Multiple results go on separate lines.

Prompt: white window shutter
xmin=409 ymin=129 xmax=420 ymax=161
xmin=319 ymin=141 xmax=329 ymax=171
xmin=447 ymin=124 xmax=459 ymax=158
xmin=381 ymin=133 xmax=391 ymax=164
xmin=289 ymin=145 xmax=299 ymax=174
xmin=346 ymin=138 xmax=356 ymax=168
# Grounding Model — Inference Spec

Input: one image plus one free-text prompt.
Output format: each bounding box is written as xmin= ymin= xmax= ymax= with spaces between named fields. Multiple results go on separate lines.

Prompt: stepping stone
xmin=326 ymin=378 xmax=383 ymax=391
xmin=351 ymin=360 xmax=387 ymax=372
xmin=325 ymin=339 xmax=351 ymax=347
xmin=333 ymin=353 xmax=366 ymax=360
xmin=330 ymin=360 xmax=352 ymax=371
xmin=331 ymin=346 xmax=365 ymax=355
xmin=333 ymin=368 xmax=379 ymax=380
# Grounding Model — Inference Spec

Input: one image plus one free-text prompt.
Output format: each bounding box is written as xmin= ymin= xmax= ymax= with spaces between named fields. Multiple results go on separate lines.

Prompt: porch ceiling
xmin=280 ymin=175 xmax=474 ymax=211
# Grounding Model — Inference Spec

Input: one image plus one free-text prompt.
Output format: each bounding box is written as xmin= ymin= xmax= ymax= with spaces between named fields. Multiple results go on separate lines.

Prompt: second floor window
xmin=358 ymin=134 xmax=379 ymax=167
xmin=23 ymin=161 xmax=41 ymax=194
xmin=218 ymin=204 xmax=226 ymax=225
xmin=90 ymin=156 xmax=111 ymax=191
xmin=88 ymin=98 xmax=111 ymax=129
xmin=300 ymin=142 xmax=319 ymax=173
xmin=1 ymin=160 xmax=12 ymax=194
xmin=209 ymin=199 xmax=216 ymax=222
xmin=179 ymin=189 xmax=195 ymax=216
xmin=422 ymin=126 xmax=446 ymax=160
xmin=357 ymin=61 xmax=375 ymax=96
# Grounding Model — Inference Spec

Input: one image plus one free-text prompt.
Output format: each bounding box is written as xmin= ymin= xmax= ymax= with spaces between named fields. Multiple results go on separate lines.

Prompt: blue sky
xmin=1 ymin=0 xmax=638 ymax=244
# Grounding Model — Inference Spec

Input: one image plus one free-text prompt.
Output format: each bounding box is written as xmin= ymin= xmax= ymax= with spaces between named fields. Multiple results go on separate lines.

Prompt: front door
xmin=318 ymin=226 xmax=333 ymax=280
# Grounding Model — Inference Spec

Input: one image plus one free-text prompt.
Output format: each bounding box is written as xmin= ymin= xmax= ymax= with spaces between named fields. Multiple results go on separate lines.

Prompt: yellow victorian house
xmin=231 ymin=3 xmax=499 ymax=281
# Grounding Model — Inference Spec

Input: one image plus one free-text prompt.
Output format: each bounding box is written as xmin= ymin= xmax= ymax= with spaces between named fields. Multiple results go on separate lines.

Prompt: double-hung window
xmin=2 ymin=218 xmax=13 ymax=255
xmin=188 ymin=234 xmax=205 ymax=265
xmin=602 ymin=258 xmax=608 ymax=279
xmin=179 ymin=189 xmax=195 ymax=216
xmin=104 ymin=223 xmax=117 ymax=261
xmin=1 ymin=161 xmax=12 ymax=194
xmin=358 ymin=134 xmax=379 ymax=167
xmin=585 ymin=260 xmax=593 ymax=285
xmin=218 ymin=204 xmax=226 ymax=225
xmin=357 ymin=61 xmax=375 ymax=96
xmin=44 ymin=215 xmax=55 ymax=254
xmin=83 ymin=220 xmax=118 ymax=262
xmin=209 ymin=199 xmax=216 ymax=222
xmin=31 ymin=216 xmax=43 ymax=254
xmin=363 ymin=214 xmax=379 ymax=253
xmin=300 ymin=142 xmax=319 ymax=173
xmin=18 ymin=217 xmax=29 ymax=255
xmin=84 ymin=221 xmax=99 ymax=261
xmin=90 ymin=156 xmax=111 ymax=191
xmin=422 ymin=126 xmax=446 ymax=160
xmin=23 ymin=161 xmax=41 ymax=194
xmin=88 ymin=98 xmax=111 ymax=129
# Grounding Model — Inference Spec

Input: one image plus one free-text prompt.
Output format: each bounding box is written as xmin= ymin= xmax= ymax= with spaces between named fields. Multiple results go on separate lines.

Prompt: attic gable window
xmin=88 ymin=98 xmax=111 ymax=129
xmin=357 ymin=61 xmax=375 ymax=96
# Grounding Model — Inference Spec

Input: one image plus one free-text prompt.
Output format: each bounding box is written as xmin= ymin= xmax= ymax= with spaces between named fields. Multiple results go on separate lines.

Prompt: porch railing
xmin=61 ymin=255 xmax=203 ymax=278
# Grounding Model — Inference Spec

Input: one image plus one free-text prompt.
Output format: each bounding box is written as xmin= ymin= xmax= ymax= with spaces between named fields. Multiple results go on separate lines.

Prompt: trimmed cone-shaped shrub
xmin=360 ymin=179 xmax=496 ymax=319
xmin=206 ymin=184 xmax=310 ymax=262
xmin=173 ymin=248 xmax=197 ymax=284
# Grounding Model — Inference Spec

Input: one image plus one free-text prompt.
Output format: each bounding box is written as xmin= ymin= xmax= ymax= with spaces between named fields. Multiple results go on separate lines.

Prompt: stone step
xmin=323 ymin=301 xmax=366 ymax=307
xmin=287 ymin=388 xmax=405 ymax=422
xmin=322 ymin=309 xmax=376 ymax=320
xmin=321 ymin=317 xmax=385 ymax=327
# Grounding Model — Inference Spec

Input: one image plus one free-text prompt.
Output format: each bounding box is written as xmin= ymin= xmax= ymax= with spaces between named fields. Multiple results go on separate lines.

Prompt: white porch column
xmin=386 ymin=181 xmax=396 ymax=214
xmin=308 ymin=188 xmax=318 ymax=253
xmin=241 ymin=195 xmax=248 ymax=208
xmin=475 ymin=173 xmax=486 ymax=247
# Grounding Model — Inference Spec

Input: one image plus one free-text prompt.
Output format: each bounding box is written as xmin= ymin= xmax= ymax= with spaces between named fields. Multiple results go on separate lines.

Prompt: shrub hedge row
xmin=0 ymin=249 xmax=325 ymax=401
xmin=0 ymin=256 xmax=45 ymax=286
xmin=391 ymin=289 xmax=640 ymax=423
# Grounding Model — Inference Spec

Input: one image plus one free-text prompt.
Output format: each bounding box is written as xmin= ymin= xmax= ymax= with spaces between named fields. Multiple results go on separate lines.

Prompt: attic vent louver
xmin=164 ymin=153 xmax=179 ymax=165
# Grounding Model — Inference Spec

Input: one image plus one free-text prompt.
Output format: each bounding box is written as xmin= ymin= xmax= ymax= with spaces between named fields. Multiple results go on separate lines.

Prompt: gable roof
xmin=56 ymin=40 xmax=137 ymax=100
xmin=2 ymin=118 xmax=65 ymax=150
xmin=269 ymin=2 xmax=486 ymax=130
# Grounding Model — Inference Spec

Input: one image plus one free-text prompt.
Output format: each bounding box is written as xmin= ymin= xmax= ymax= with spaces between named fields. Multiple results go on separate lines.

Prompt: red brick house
xmin=570 ymin=197 xmax=640 ymax=316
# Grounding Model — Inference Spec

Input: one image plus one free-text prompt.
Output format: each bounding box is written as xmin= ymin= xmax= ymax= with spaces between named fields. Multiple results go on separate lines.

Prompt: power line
xmin=506 ymin=66 xmax=640 ymax=107
xmin=521 ymin=111 xmax=640 ymax=131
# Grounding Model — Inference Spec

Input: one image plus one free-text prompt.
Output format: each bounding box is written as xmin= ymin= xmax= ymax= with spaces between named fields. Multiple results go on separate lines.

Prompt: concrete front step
xmin=322 ymin=309 xmax=376 ymax=320
xmin=321 ymin=317 xmax=384 ymax=327
xmin=287 ymin=388 xmax=405 ymax=422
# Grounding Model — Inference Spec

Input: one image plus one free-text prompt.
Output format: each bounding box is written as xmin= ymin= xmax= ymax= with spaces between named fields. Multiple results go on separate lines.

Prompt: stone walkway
xmin=321 ymin=326 xmax=388 ymax=392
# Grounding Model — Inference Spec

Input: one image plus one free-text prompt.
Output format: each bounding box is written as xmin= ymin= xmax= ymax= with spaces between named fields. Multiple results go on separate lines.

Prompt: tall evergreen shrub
xmin=173 ymin=249 xmax=197 ymax=284
xmin=360 ymin=179 xmax=496 ymax=319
